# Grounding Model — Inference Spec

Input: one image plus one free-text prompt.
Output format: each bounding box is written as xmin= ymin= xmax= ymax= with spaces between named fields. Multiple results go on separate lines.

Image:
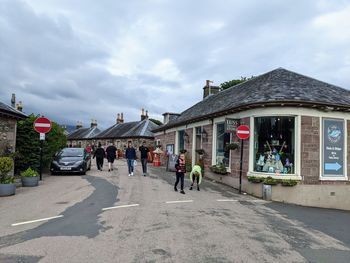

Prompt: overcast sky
xmin=1 ymin=0 xmax=350 ymax=129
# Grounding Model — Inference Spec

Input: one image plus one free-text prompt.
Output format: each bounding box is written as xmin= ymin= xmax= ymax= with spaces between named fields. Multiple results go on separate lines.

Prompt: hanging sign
xmin=225 ymin=118 xmax=240 ymax=133
xmin=322 ymin=118 xmax=344 ymax=177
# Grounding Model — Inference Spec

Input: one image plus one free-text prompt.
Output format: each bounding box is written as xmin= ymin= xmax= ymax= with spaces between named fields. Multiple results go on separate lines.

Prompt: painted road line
xmin=12 ymin=215 xmax=63 ymax=227
xmin=217 ymin=199 xmax=239 ymax=202
xmin=102 ymin=204 xmax=140 ymax=211
xmin=165 ymin=200 xmax=193 ymax=204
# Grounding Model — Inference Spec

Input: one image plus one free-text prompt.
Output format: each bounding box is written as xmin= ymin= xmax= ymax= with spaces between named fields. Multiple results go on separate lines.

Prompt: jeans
xmin=174 ymin=172 xmax=184 ymax=190
xmin=127 ymin=159 xmax=134 ymax=174
xmin=141 ymin=158 xmax=147 ymax=173
xmin=96 ymin=157 xmax=104 ymax=170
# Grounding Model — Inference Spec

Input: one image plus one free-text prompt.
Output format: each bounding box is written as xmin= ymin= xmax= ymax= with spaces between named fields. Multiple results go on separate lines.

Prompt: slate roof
xmin=154 ymin=68 xmax=350 ymax=131
xmin=94 ymin=119 xmax=159 ymax=139
xmin=0 ymin=101 xmax=27 ymax=119
xmin=67 ymin=127 xmax=101 ymax=140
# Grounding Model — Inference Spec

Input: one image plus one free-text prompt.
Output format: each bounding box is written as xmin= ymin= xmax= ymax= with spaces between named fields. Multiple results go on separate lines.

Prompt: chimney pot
xmin=11 ymin=94 xmax=16 ymax=108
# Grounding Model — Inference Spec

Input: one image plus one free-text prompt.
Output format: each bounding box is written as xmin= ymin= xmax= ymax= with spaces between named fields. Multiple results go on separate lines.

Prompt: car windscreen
xmin=59 ymin=148 xmax=84 ymax=157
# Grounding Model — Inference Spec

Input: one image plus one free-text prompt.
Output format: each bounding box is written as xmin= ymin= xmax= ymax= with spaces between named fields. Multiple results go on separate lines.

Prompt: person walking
xmin=93 ymin=143 xmax=105 ymax=171
xmin=174 ymin=153 xmax=186 ymax=194
xmin=139 ymin=141 xmax=150 ymax=176
xmin=125 ymin=142 xmax=136 ymax=176
xmin=106 ymin=142 xmax=117 ymax=172
xmin=189 ymin=164 xmax=202 ymax=191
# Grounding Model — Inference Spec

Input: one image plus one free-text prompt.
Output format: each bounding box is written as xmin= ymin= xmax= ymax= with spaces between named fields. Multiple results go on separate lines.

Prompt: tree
xmin=15 ymin=114 xmax=67 ymax=174
xmin=220 ymin=76 xmax=254 ymax=90
xmin=149 ymin=118 xmax=163 ymax=126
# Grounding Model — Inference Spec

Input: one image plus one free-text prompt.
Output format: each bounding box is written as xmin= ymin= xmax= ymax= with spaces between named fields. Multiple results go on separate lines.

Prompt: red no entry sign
xmin=33 ymin=117 xmax=52 ymax=134
xmin=236 ymin=125 xmax=250 ymax=140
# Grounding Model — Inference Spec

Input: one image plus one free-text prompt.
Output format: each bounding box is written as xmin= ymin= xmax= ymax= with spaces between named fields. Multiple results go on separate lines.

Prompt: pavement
xmin=0 ymin=159 xmax=350 ymax=263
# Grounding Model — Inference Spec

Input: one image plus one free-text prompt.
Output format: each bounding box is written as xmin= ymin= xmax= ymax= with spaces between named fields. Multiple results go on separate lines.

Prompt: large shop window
xmin=254 ymin=117 xmax=295 ymax=174
xmin=178 ymin=130 xmax=185 ymax=152
xmin=216 ymin=123 xmax=230 ymax=167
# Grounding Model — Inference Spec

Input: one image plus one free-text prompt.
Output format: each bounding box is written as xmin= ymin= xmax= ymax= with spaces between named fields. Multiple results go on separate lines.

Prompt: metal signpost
xmin=236 ymin=125 xmax=250 ymax=194
xmin=33 ymin=117 xmax=52 ymax=180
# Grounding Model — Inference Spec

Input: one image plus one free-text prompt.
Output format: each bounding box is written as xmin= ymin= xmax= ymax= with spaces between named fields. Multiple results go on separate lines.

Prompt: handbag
xmin=133 ymin=160 xmax=137 ymax=166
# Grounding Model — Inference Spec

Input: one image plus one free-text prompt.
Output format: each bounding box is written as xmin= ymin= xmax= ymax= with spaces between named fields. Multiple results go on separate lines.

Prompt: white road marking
xmin=217 ymin=199 xmax=239 ymax=202
xmin=11 ymin=215 xmax=63 ymax=226
xmin=249 ymin=200 xmax=269 ymax=203
xmin=102 ymin=204 xmax=140 ymax=211
xmin=165 ymin=200 xmax=193 ymax=204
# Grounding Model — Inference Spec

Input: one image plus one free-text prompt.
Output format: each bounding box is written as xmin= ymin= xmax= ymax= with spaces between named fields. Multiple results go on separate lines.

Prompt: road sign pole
xmin=39 ymin=140 xmax=43 ymax=181
xmin=239 ymin=139 xmax=244 ymax=194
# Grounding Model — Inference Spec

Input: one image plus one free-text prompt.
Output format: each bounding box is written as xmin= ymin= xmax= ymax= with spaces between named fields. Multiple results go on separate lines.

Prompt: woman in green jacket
xmin=189 ymin=165 xmax=202 ymax=191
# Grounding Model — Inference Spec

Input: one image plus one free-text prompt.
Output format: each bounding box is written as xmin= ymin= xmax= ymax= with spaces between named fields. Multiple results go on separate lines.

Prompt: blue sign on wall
xmin=322 ymin=118 xmax=345 ymax=177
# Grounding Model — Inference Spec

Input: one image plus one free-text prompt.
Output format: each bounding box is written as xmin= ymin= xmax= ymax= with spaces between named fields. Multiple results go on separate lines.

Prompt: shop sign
xmin=323 ymin=118 xmax=344 ymax=177
xmin=225 ymin=118 xmax=240 ymax=133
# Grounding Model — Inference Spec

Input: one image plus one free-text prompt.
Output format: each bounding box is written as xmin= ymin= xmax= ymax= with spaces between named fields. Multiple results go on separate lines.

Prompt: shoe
xmin=108 ymin=169 xmax=110 ymax=172
xmin=143 ymin=173 xmax=146 ymax=177
xmin=189 ymin=186 xmax=193 ymax=190
xmin=180 ymin=190 xmax=185 ymax=194
xmin=197 ymin=187 xmax=200 ymax=191
xmin=174 ymin=187 xmax=178 ymax=192
xmin=111 ymin=168 xmax=113 ymax=171
xmin=131 ymin=172 xmax=134 ymax=176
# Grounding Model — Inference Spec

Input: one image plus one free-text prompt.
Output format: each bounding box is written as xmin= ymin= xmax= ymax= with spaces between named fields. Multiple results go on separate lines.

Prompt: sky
xmin=1 ymin=0 xmax=350 ymax=129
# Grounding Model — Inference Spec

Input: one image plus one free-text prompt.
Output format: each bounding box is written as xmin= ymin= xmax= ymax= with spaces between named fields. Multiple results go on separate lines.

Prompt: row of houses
xmin=153 ymin=67 xmax=350 ymax=210
xmin=66 ymin=109 xmax=159 ymax=152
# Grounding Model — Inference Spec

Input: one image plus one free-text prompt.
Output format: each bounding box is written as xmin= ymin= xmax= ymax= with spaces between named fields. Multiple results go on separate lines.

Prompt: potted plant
xmin=247 ymin=176 xmax=264 ymax=183
xmin=195 ymin=149 xmax=205 ymax=156
xmin=280 ymin=179 xmax=298 ymax=187
xmin=210 ymin=164 xmax=228 ymax=175
xmin=225 ymin=142 xmax=239 ymax=151
xmin=0 ymin=157 xmax=15 ymax=196
xmin=21 ymin=167 xmax=39 ymax=187
xmin=263 ymin=176 xmax=280 ymax=185
xmin=179 ymin=149 xmax=187 ymax=154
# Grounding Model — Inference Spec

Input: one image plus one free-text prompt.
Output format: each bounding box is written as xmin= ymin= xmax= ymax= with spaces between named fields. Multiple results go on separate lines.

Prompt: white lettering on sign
xmin=34 ymin=123 xmax=51 ymax=127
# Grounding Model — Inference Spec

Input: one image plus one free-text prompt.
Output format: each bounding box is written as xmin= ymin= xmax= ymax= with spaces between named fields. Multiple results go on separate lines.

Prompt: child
xmin=174 ymin=153 xmax=186 ymax=194
xmin=189 ymin=165 xmax=202 ymax=191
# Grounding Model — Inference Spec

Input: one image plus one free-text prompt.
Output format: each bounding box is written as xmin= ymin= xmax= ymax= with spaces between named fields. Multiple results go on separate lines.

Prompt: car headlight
xmin=75 ymin=160 xmax=84 ymax=166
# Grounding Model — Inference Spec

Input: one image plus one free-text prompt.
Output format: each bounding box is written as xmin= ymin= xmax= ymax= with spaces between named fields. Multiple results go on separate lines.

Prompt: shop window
xmin=216 ymin=123 xmax=230 ymax=167
xmin=178 ymin=130 xmax=185 ymax=152
xmin=254 ymin=116 xmax=295 ymax=174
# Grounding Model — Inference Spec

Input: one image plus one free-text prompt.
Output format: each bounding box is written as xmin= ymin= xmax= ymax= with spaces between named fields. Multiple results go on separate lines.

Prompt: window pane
xmin=254 ymin=117 xmax=295 ymax=174
xmin=178 ymin=130 xmax=185 ymax=152
xmin=216 ymin=123 xmax=230 ymax=167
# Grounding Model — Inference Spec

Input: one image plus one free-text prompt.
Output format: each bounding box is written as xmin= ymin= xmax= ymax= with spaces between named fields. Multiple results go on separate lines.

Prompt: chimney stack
xmin=203 ymin=80 xmax=220 ymax=99
xmin=116 ymin=113 xmax=121 ymax=124
xmin=16 ymin=101 xmax=23 ymax=112
xmin=76 ymin=121 xmax=83 ymax=129
xmin=11 ymin=94 xmax=16 ymax=108
xmin=141 ymin=108 xmax=147 ymax=121
xmin=145 ymin=110 xmax=149 ymax=119
xmin=91 ymin=119 xmax=97 ymax=128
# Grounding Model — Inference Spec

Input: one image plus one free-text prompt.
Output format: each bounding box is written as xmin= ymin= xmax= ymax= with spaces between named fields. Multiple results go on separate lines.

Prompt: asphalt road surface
xmin=1 ymin=160 xmax=350 ymax=263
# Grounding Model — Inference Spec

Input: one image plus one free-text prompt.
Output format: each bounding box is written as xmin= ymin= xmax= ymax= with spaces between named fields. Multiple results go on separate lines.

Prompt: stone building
xmin=154 ymin=68 xmax=350 ymax=210
xmin=67 ymin=120 xmax=101 ymax=148
xmin=93 ymin=110 xmax=159 ymax=156
xmin=0 ymin=95 xmax=27 ymax=156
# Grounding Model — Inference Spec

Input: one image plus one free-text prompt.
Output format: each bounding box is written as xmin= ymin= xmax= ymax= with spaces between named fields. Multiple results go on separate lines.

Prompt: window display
xmin=254 ymin=117 xmax=295 ymax=174
xmin=216 ymin=123 xmax=230 ymax=167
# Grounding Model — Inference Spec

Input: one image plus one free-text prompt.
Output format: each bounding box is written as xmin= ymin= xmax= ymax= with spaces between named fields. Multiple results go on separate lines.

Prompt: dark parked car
xmin=50 ymin=148 xmax=91 ymax=175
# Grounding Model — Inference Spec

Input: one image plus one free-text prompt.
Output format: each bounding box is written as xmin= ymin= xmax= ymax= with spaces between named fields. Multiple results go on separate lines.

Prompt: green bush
xmin=247 ymin=176 xmax=264 ymax=183
xmin=210 ymin=164 xmax=228 ymax=175
xmin=21 ymin=167 xmax=39 ymax=177
xmin=0 ymin=157 xmax=15 ymax=184
xmin=263 ymin=176 xmax=280 ymax=185
xmin=281 ymin=179 xmax=298 ymax=187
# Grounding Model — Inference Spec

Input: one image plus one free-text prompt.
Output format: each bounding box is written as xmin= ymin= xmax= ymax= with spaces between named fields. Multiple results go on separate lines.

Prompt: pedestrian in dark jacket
xmin=174 ymin=153 xmax=186 ymax=194
xmin=93 ymin=143 xmax=105 ymax=171
xmin=106 ymin=142 xmax=117 ymax=172
xmin=125 ymin=142 xmax=136 ymax=176
xmin=139 ymin=141 xmax=150 ymax=176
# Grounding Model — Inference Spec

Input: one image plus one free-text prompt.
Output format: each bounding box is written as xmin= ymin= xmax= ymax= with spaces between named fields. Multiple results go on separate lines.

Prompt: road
xmin=0 ymin=160 xmax=350 ymax=263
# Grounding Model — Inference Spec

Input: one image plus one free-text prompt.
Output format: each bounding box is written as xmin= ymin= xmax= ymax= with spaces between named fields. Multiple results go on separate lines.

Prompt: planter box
xmin=0 ymin=183 xmax=16 ymax=196
xmin=21 ymin=176 xmax=39 ymax=187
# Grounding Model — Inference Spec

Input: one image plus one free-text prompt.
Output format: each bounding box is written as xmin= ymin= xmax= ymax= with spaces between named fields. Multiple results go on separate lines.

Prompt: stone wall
xmin=300 ymin=116 xmax=320 ymax=184
xmin=0 ymin=116 xmax=17 ymax=155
